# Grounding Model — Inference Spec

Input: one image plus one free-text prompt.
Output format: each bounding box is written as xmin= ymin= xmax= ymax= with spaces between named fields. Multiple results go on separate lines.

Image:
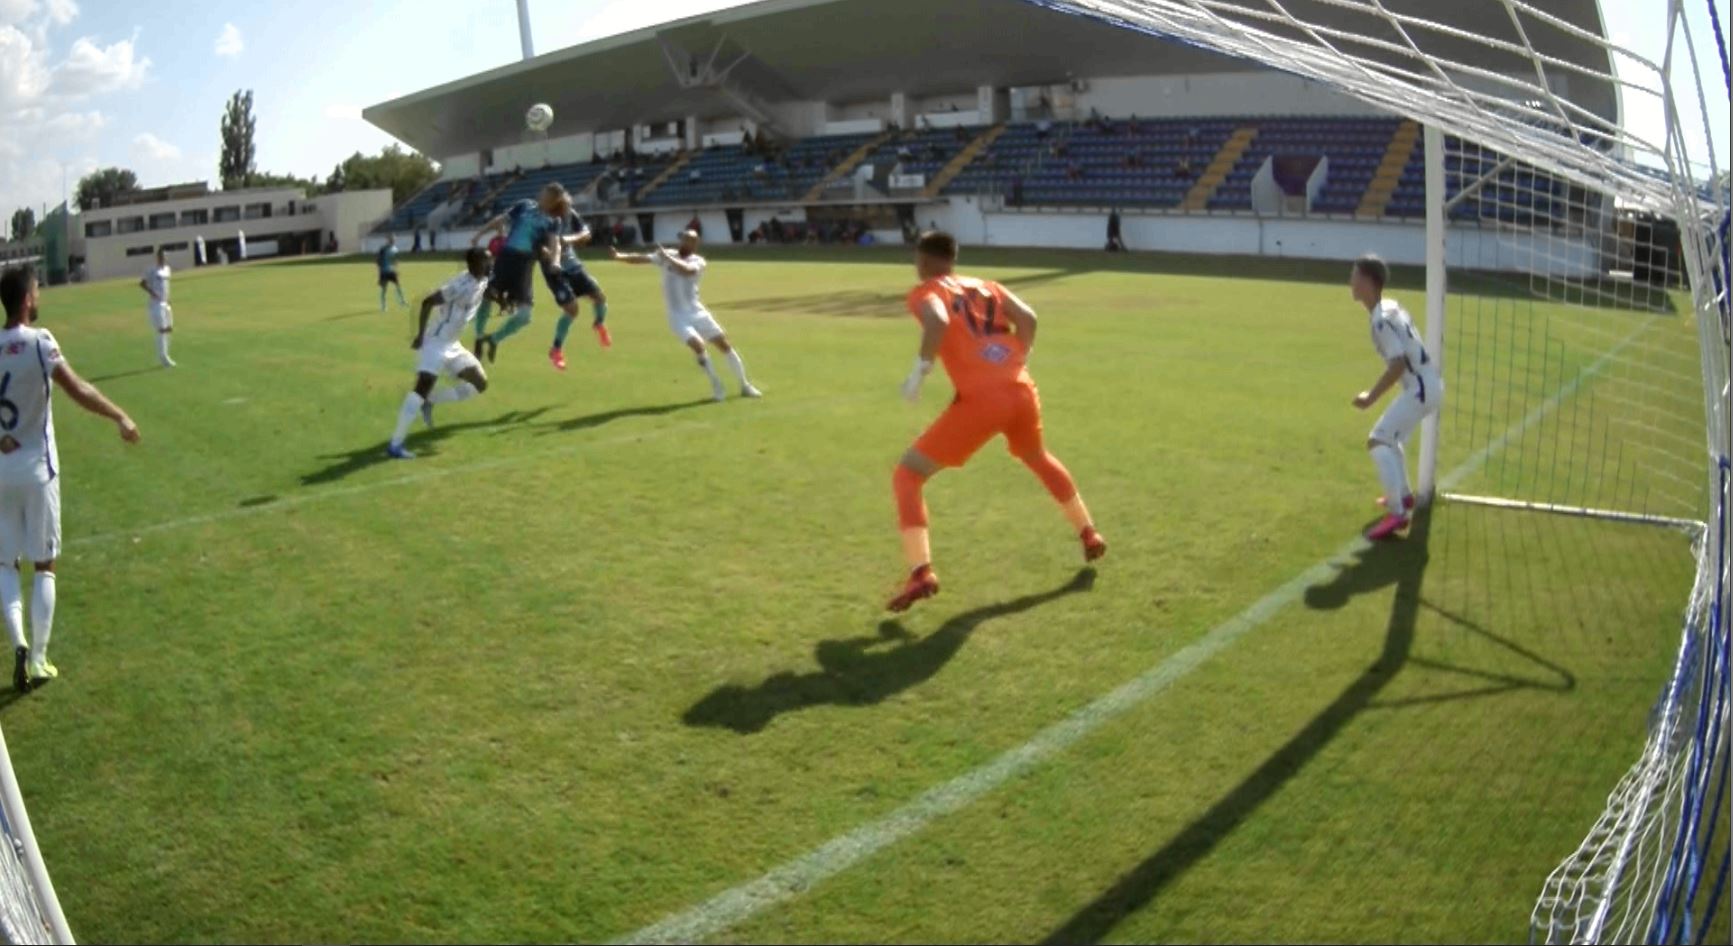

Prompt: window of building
xmin=84 ymin=221 xmax=112 ymax=238
xmin=213 ymin=205 xmax=241 ymax=223
xmin=243 ymin=202 xmax=272 ymax=220
xmin=125 ymin=245 xmax=155 ymax=257
xmin=115 ymin=217 xmax=145 ymax=234
xmin=180 ymin=209 xmax=209 ymax=227
xmin=158 ymin=241 xmax=189 ymax=253
xmin=149 ymin=212 xmax=177 ymax=230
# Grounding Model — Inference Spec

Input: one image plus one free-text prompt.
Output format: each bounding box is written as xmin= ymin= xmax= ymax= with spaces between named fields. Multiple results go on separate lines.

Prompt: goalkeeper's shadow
xmin=1040 ymin=509 xmax=1437 ymax=946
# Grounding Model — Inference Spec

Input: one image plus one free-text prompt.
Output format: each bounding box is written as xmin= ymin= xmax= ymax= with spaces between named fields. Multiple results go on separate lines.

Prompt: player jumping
xmin=888 ymin=231 xmax=1105 ymax=612
xmin=610 ymin=230 xmax=760 ymax=401
xmin=377 ymin=235 xmax=408 ymax=311
xmin=137 ymin=248 xmax=175 ymax=368
xmin=0 ymin=264 xmax=141 ymax=689
xmin=1350 ymin=254 xmax=1443 ymax=540
xmin=386 ymin=248 xmax=494 ymax=460
xmin=543 ymin=207 xmax=612 ymax=371
xmin=469 ymin=184 xmax=565 ymax=363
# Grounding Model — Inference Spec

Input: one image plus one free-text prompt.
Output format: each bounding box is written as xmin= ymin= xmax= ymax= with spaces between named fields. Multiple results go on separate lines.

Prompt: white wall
xmin=824 ymin=118 xmax=884 ymax=136
xmin=763 ymin=101 xmax=829 ymax=138
xmin=832 ymin=101 xmax=886 ymax=123
xmin=1075 ymin=73 xmax=1382 ymax=119
xmin=1251 ymin=158 xmax=1280 ymax=215
xmin=441 ymin=154 xmax=482 ymax=180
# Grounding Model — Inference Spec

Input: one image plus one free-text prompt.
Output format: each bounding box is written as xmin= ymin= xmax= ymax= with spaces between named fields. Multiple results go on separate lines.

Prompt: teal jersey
xmin=504 ymin=199 xmax=557 ymax=256
xmin=376 ymin=245 xmax=398 ymax=274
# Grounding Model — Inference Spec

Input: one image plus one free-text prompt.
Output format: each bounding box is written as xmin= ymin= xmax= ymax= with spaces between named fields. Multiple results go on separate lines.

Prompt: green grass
xmin=0 ymin=246 xmax=1710 ymax=942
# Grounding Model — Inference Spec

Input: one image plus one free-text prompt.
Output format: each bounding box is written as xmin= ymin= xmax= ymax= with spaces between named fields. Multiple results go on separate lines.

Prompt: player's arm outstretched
xmin=471 ymin=215 xmax=508 ymax=247
xmin=609 ymin=247 xmax=659 ymax=265
xmin=51 ymin=362 xmax=139 ymax=442
xmin=561 ymin=226 xmax=593 ymax=248
xmin=1354 ymin=356 xmax=1407 ymax=410
xmin=901 ymin=294 xmax=949 ymax=402
xmin=413 ymin=291 xmax=445 ymax=348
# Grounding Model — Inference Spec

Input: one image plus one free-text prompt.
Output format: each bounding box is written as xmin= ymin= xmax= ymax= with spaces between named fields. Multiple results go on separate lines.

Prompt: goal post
xmin=1026 ymin=0 xmax=1728 ymax=941
xmin=0 ymin=724 xmax=70 ymax=945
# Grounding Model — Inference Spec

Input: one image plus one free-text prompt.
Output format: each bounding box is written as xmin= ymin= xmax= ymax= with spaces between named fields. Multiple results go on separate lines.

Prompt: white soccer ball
xmin=525 ymin=103 xmax=554 ymax=133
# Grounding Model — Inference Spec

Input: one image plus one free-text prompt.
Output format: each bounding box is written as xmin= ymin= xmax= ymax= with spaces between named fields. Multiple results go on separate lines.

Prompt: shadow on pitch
xmin=323 ymin=308 xmax=392 ymax=322
xmin=531 ymin=398 xmax=713 ymax=436
xmin=1040 ymin=511 xmax=1435 ymax=945
xmin=297 ymin=406 xmax=553 ymax=488
xmin=683 ymin=568 xmax=1098 ymax=735
xmin=85 ymin=366 xmax=169 ymax=385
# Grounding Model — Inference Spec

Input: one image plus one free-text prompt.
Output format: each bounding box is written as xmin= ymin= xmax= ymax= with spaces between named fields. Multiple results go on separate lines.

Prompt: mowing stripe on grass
xmin=612 ymin=317 xmax=1656 ymax=945
xmin=66 ymin=393 xmax=870 ymax=550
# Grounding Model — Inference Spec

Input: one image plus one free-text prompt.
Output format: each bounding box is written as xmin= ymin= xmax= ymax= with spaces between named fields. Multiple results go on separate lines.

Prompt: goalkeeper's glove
xmin=901 ymin=357 xmax=934 ymax=403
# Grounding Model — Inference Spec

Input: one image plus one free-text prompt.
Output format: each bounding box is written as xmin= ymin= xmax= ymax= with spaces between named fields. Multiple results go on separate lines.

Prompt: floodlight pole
xmin=516 ymin=0 xmax=534 ymax=60
xmin=1416 ymin=123 xmax=1446 ymax=507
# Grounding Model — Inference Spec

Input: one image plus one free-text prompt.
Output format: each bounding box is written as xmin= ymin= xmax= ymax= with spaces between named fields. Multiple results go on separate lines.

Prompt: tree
xmin=8 ymin=208 xmax=35 ymax=243
xmin=325 ymin=145 xmax=438 ymax=204
xmin=220 ymin=89 xmax=258 ymax=189
xmin=74 ymin=167 xmax=140 ymax=211
xmin=249 ymin=171 xmax=322 ymax=193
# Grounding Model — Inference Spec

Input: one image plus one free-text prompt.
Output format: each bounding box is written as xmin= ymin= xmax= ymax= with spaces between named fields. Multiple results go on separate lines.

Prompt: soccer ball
xmin=525 ymin=103 xmax=554 ymax=133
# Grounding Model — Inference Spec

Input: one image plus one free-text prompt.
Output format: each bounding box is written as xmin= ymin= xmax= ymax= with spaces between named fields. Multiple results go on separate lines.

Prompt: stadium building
xmin=75 ymin=183 xmax=393 ymax=282
xmin=361 ymin=0 xmax=1626 ymax=273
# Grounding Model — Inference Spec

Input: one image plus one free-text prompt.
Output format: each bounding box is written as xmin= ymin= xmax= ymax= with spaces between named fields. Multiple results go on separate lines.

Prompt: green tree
xmin=326 ymin=145 xmax=438 ymax=204
xmin=9 ymin=208 xmax=35 ymax=242
xmin=220 ymin=89 xmax=258 ymax=189
xmin=74 ymin=167 xmax=140 ymax=211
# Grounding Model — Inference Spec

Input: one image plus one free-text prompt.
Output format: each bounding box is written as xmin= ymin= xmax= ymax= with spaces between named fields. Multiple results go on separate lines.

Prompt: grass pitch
xmin=1 ymin=246 xmax=1707 ymax=942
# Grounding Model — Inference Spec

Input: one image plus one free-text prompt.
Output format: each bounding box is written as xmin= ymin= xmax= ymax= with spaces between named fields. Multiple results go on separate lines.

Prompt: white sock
xmin=724 ymin=349 xmax=751 ymax=387
xmin=156 ymin=332 xmax=171 ymax=364
xmin=0 ymin=565 xmax=22 ymax=650
xmin=29 ymin=572 xmax=54 ymax=664
xmin=697 ymin=356 xmax=723 ymax=389
xmin=427 ymin=383 xmax=478 ymax=405
xmin=1369 ymin=443 xmax=1410 ymax=513
xmin=390 ymin=392 xmax=424 ymax=447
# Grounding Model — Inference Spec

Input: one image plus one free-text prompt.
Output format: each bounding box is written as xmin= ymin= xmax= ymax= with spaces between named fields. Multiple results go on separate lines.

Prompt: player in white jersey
xmin=0 ymin=264 xmax=140 ymax=690
xmin=1350 ymin=254 xmax=1443 ymax=540
xmin=387 ymin=248 xmax=493 ymax=460
xmin=610 ymin=230 xmax=761 ymax=401
xmin=137 ymin=248 xmax=175 ymax=368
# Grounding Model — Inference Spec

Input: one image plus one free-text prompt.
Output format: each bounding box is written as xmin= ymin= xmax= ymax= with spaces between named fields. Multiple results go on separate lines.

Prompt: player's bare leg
xmin=888 ymin=449 xmax=942 ymax=612
xmin=686 ymin=336 xmax=727 ymax=401
xmin=710 ymin=335 xmax=761 ymax=398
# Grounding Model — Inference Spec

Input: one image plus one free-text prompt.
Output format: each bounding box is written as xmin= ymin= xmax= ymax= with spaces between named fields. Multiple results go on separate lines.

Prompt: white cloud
xmin=323 ymin=103 xmax=361 ymax=121
xmin=0 ymin=25 xmax=49 ymax=109
xmin=132 ymin=131 xmax=179 ymax=161
xmin=0 ymin=0 xmax=35 ymax=26
xmin=214 ymin=22 xmax=241 ymax=58
xmin=50 ymin=34 xmax=149 ymax=96
xmin=42 ymin=0 xmax=70 ymax=26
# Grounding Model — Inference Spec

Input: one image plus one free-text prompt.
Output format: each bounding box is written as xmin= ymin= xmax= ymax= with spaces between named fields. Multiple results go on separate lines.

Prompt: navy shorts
xmin=543 ymin=264 xmax=602 ymax=308
xmin=490 ymin=251 xmax=537 ymax=307
xmin=377 ymin=271 xmax=400 ymax=287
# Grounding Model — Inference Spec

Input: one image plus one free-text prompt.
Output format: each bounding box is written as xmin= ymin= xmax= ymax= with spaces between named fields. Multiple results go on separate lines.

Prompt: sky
xmin=0 ymin=0 xmax=1725 ymax=219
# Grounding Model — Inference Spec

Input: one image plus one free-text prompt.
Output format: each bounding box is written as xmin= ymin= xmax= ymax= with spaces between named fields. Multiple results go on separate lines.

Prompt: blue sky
xmin=0 ymin=0 xmax=1725 ymax=218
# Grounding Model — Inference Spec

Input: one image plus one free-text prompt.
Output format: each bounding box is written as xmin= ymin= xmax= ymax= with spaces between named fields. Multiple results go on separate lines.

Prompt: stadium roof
xmin=364 ymin=0 xmax=1615 ymax=159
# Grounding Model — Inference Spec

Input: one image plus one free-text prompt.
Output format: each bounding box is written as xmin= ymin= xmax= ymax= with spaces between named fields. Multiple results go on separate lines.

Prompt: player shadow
xmin=531 ymin=399 xmax=714 ymax=436
xmin=323 ymin=308 xmax=391 ymax=322
xmin=85 ymin=366 xmax=168 ymax=384
xmin=1039 ymin=510 xmax=1435 ymax=945
xmin=297 ymin=406 xmax=554 ymax=488
xmin=683 ymin=568 xmax=1098 ymax=735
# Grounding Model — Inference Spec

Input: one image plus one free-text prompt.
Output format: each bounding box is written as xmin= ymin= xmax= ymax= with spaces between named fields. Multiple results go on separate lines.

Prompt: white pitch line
xmin=612 ymin=317 xmax=1659 ymax=945
xmin=67 ymin=393 xmax=869 ymax=550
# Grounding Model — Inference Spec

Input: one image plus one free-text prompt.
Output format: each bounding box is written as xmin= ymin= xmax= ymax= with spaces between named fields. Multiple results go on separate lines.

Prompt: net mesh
xmin=1027 ymin=0 xmax=1729 ymax=941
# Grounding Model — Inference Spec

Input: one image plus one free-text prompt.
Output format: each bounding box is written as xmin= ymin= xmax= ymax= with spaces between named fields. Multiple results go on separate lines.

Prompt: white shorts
xmin=668 ymin=308 xmax=725 ymax=344
xmin=416 ymin=341 xmax=483 ymax=380
xmin=0 ymin=478 xmax=61 ymax=564
xmin=148 ymin=302 xmax=173 ymax=331
xmin=1369 ymin=385 xmax=1442 ymax=446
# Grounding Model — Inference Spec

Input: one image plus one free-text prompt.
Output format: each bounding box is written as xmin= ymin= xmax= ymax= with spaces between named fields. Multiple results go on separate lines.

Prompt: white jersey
xmin=144 ymin=265 xmax=170 ymax=305
xmin=1369 ymin=297 xmax=1441 ymax=402
xmin=656 ymin=251 xmax=709 ymax=317
xmin=425 ymin=271 xmax=489 ymax=348
xmin=0 ymin=326 xmax=62 ymax=485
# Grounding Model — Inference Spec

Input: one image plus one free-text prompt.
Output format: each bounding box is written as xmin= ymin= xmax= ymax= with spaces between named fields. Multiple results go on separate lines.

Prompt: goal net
xmin=1029 ymin=0 xmax=1730 ymax=942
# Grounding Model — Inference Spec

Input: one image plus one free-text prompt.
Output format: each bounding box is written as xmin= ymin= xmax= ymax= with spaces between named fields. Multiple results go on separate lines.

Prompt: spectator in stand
xmin=1175 ymin=157 xmax=1194 ymax=180
xmin=1066 ymin=159 xmax=1084 ymax=181
xmin=1035 ymin=118 xmax=1052 ymax=140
